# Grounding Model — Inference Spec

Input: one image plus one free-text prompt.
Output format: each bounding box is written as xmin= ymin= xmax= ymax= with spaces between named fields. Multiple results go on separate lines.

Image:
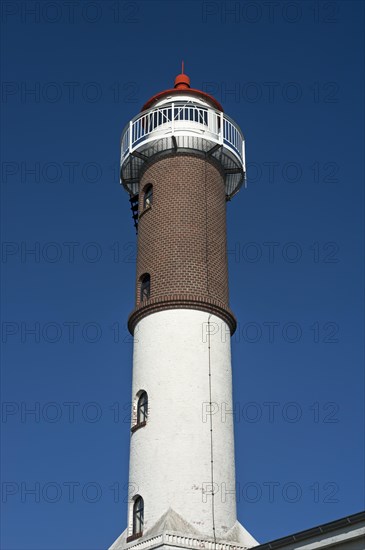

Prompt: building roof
xmin=141 ymin=67 xmax=223 ymax=112
xmin=253 ymin=511 xmax=365 ymax=549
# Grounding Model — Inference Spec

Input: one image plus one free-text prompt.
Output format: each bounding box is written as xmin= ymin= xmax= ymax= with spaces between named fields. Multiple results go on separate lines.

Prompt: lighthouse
xmin=109 ymin=68 xmax=257 ymax=550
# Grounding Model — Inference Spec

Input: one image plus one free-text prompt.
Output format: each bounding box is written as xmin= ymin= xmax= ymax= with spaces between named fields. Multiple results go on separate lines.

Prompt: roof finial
xmin=174 ymin=63 xmax=190 ymax=90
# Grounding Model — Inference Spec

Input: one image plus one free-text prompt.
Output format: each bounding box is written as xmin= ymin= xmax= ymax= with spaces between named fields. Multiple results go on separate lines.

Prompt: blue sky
xmin=1 ymin=1 xmax=364 ymax=549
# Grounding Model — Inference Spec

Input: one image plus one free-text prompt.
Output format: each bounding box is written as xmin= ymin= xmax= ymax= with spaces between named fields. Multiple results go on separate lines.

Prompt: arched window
xmin=133 ymin=495 xmax=144 ymax=535
xmin=140 ymin=273 xmax=150 ymax=302
xmin=143 ymin=184 xmax=153 ymax=209
xmin=137 ymin=391 xmax=148 ymax=425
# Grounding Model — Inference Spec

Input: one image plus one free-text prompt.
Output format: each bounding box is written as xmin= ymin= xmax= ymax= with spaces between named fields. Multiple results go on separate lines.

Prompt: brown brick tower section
xmin=128 ymin=153 xmax=236 ymax=334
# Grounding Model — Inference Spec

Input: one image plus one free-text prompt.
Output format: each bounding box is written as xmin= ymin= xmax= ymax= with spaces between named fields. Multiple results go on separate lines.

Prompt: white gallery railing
xmin=120 ymin=102 xmax=244 ymax=169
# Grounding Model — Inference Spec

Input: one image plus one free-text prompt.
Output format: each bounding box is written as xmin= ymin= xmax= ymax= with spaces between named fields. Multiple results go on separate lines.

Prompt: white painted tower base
xmin=109 ymin=309 xmax=257 ymax=550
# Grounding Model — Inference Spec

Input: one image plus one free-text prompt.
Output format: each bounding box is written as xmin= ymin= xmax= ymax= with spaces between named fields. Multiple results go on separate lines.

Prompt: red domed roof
xmin=141 ymin=65 xmax=223 ymax=112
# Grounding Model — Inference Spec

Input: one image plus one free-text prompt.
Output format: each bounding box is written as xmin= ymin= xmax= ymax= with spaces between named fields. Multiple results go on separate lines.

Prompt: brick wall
xmin=128 ymin=153 xmax=236 ymax=334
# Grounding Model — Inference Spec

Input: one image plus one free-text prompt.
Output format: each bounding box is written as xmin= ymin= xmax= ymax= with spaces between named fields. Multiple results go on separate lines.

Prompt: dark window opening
xmin=137 ymin=391 xmax=148 ymax=425
xmin=133 ymin=496 xmax=144 ymax=535
xmin=140 ymin=274 xmax=150 ymax=302
xmin=143 ymin=184 xmax=153 ymax=209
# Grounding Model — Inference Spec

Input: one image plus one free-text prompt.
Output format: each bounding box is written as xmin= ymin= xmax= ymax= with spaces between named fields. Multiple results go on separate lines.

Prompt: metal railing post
xmin=220 ymin=111 xmax=224 ymax=144
xmin=129 ymin=120 xmax=133 ymax=152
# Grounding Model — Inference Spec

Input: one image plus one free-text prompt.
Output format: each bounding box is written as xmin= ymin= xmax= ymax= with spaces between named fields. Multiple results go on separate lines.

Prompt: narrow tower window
xmin=137 ymin=391 xmax=148 ymax=425
xmin=140 ymin=273 xmax=150 ymax=302
xmin=143 ymin=184 xmax=153 ymax=209
xmin=133 ymin=495 xmax=144 ymax=536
